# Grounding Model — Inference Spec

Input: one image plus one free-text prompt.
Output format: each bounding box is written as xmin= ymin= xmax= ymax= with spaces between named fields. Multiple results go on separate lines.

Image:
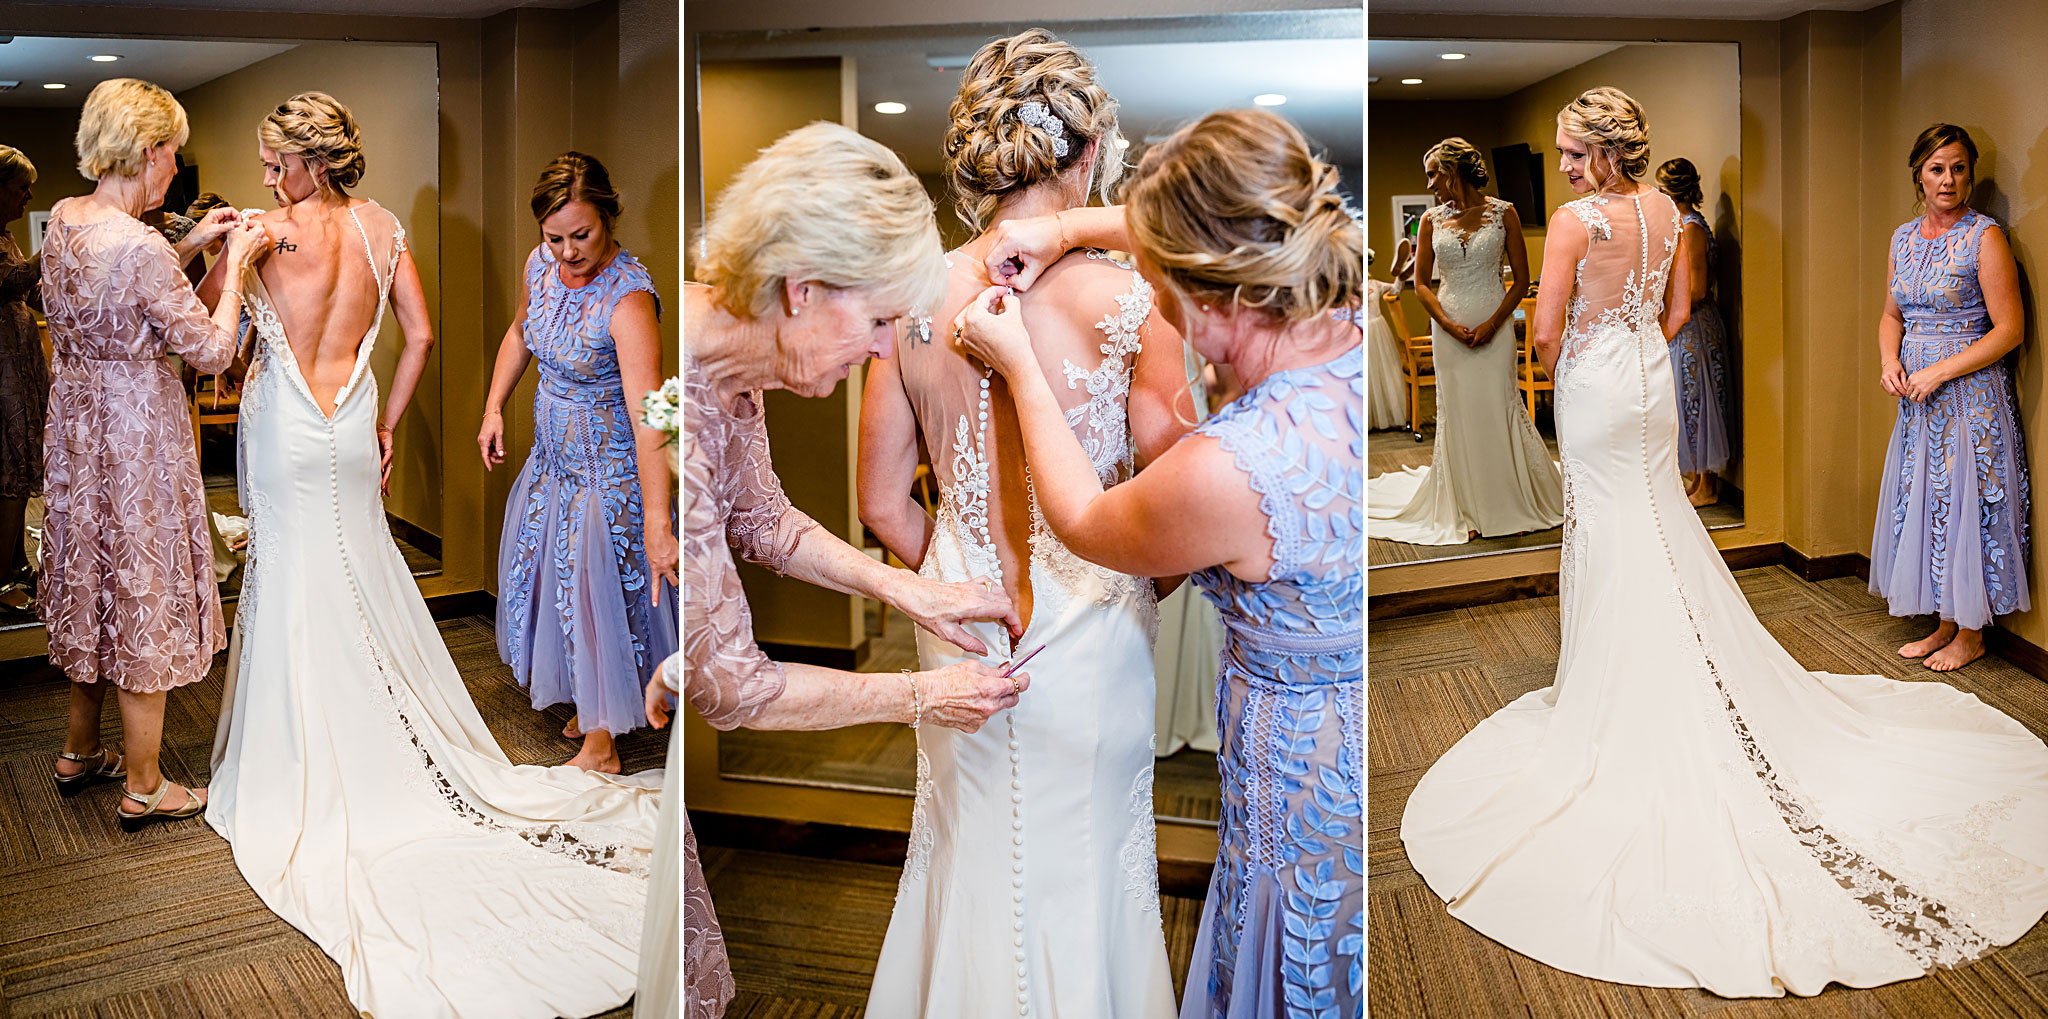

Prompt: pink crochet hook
xmin=1001 ymin=642 xmax=1046 ymax=678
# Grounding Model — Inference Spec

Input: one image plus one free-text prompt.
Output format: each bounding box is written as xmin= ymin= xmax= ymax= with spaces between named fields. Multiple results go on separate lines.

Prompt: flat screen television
xmin=1491 ymin=143 xmax=1545 ymax=225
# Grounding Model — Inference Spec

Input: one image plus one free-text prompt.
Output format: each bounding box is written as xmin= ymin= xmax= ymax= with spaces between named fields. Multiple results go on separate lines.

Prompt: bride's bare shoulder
xmin=1026 ymin=249 xmax=1147 ymax=322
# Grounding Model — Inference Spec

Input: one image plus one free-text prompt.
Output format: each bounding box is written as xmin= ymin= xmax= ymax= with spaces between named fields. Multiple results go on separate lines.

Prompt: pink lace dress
xmin=678 ymin=351 xmax=816 ymax=1018
xmin=37 ymin=198 xmax=238 ymax=691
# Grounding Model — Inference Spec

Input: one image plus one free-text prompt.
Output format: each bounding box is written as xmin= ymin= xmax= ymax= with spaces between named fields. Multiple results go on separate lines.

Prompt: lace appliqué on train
xmin=1119 ymin=735 xmax=1162 ymax=922
xmin=900 ymin=745 xmax=937 ymax=896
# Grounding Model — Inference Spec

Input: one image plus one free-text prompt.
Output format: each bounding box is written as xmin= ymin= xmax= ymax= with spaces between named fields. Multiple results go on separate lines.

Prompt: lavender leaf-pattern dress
xmin=498 ymin=244 xmax=677 ymax=733
xmin=1870 ymin=209 xmax=2029 ymax=629
xmin=1183 ymin=347 xmax=1363 ymax=1019
xmin=678 ymin=350 xmax=818 ymax=1019
xmin=38 ymin=198 xmax=237 ymax=690
xmin=1668 ymin=209 xmax=1732 ymax=475
xmin=0 ymin=232 xmax=47 ymax=501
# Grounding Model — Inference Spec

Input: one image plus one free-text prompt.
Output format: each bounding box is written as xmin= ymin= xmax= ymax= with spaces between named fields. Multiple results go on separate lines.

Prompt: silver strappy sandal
xmin=52 ymin=746 xmax=126 ymax=798
xmin=117 ymin=780 xmax=206 ymax=833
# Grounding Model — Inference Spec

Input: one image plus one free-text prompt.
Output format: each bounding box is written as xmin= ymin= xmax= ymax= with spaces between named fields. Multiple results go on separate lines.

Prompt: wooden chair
xmin=188 ymin=373 xmax=241 ymax=452
xmin=1513 ymin=296 xmax=1552 ymax=420
xmin=1382 ymin=291 xmax=1432 ymax=442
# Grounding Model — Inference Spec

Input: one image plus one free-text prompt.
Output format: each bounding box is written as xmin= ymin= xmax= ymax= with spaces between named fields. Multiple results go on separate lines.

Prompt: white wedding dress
xmin=1369 ymin=196 xmax=1563 ymax=544
xmin=865 ymin=250 xmax=1176 ymax=1017
xmin=1401 ymin=187 xmax=2048 ymax=997
xmin=207 ymin=201 xmax=661 ymax=1019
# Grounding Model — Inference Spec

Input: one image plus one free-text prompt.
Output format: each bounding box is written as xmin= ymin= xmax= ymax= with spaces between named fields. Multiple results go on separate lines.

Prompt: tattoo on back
xmin=273 ymin=237 xmax=297 ymax=253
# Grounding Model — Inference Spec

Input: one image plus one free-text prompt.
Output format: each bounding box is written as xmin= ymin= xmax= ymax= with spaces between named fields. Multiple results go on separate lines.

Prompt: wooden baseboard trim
xmin=386 ymin=513 xmax=442 ymax=561
xmin=424 ymin=591 xmax=495 ymax=621
xmin=1988 ymin=628 xmax=2048 ymax=682
xmin=690 ymin=809 xmax=1214 ymax=898
xmin=1783 ymin=547 xmax=1869 ymax=583
xmin=1369 ymin=542 xmax=1808 ymax=620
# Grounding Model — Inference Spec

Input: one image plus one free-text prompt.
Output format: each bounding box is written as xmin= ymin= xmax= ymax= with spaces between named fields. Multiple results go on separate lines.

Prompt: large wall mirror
xmin=695 ymin=8 xmax=1363 ymax=829
xmin=1367 ymin=38 xmax=1741 ymax=569
xmin=2 ymin=34 xmax=443 ymax=634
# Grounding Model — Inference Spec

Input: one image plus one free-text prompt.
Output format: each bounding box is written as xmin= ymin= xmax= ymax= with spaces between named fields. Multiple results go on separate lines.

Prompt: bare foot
xmin=1687 ymin=474 xmax=1720 ymax=508
xmin=1899 ymin=622 xmax=1958 ymax=659
xmin=562 ymin=717 xmax=583 ymax=740
xmin=1925 ymin=630 xmax=1985 ymax=672
xmin=564 ymin=748 xmax=622 ymax=774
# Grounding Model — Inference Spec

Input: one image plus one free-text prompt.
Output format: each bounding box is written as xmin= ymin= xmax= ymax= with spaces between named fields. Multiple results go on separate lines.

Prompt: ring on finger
xmin=1011 ymin=676 xmax=1021 ymax=697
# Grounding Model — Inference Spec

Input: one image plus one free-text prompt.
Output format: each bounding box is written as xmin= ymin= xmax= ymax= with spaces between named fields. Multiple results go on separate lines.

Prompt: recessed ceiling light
xmin=1253 ymin=93 xmax=1287 ymax=106
xmin=1115 ymin=137 xmax=1132 ymax=149
xmin=1401 ymin=78 xmax=1424 ymax=85
xmin=89 ymin=54 xmax=121 ymax=62
xmin=42 ymin=82 xmax=66 ymax=89
xmin=873 ymin=101 xmax=907 ymax=115
xmin=1439 ymin=52 xmax=1468 ymax=60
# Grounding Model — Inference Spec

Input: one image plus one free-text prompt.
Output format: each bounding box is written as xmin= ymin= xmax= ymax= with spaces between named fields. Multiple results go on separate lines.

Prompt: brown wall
xmin=176 ymin=41 xmax=445 ymax=536
xmin=1366 ymin=99 xmax=1501 ymax=268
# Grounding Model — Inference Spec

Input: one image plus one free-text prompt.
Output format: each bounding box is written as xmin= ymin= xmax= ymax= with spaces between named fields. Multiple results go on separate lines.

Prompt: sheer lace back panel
xmin=1558 ymin=188 xmax=1680 ymax=375
xmin=1428 ymin=197 xmax=1508 ymax=298
xmin=900 ymin=249 xmax=1154 ymax=624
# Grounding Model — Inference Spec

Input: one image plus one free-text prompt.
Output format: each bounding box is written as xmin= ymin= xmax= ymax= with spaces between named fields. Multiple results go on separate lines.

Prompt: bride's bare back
xmin=248 ymin=199 xmax=402 ymax=414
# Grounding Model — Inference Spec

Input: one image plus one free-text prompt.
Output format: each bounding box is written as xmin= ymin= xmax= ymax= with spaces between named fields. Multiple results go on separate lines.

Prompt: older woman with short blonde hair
xmin=41 ymin=78 xmax=267 ymax=829
xmin=679 ymin=120 xmax=1028 ymax=1017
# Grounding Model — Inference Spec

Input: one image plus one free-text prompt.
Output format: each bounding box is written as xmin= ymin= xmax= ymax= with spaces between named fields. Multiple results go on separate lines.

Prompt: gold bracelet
xmin=899 ymin=669 xmax=921 ymax=729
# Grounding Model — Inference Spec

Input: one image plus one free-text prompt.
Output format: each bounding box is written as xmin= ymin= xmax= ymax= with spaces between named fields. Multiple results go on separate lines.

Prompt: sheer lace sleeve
xmin=680 ymin=418 xmax=789 ymax=730
xmin=134 ymin=231 xmax=237 ymax=373
xmin=718 ymin=394 xmax=818 ymax=574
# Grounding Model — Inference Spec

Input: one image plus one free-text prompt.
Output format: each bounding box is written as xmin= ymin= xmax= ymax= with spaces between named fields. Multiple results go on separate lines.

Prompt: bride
xmin=1401 ymin=86 xmax=2048 ymax=997
xmin=854 ymin=29 xmax=1184 ymax=1017
xmin=200 ymin=92 xmax=659 ymax=1019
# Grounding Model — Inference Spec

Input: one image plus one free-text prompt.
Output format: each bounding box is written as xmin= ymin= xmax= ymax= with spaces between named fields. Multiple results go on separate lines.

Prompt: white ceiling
xmin=4 ymin=0 xmax=573 ymax=17
xmin=0 ymin=35 xmax=301 ymax=107
xmin=1368 ymin=39 xmax=1626 ymax=101
xmin=1367 ymin=0 xmax=1886 ymax=17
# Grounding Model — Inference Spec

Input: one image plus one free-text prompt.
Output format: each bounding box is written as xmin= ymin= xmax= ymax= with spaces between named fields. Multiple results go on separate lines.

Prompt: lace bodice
xmin=1891 ymin=210 xmax=1992 ymax=337
xmin=1191 ymin=346 xmax=1364 ymax=685
xmin=1428 ymin=197 xmax=1509 ymax=296
xmin=1558 ymin=190 xmax=1680 ymax=374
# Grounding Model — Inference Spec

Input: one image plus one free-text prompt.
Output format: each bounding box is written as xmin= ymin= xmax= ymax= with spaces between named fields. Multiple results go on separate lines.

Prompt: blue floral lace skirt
xmin=496 ymin=431 xmax=677 ymax=734
xmin=1183 ymin=664 xmax=1362 ymax=1019
xmin=1870 ymin=337 xmax=2030 ymax=629
xmin=1668 ymin=300 xmax=1731 ymax=476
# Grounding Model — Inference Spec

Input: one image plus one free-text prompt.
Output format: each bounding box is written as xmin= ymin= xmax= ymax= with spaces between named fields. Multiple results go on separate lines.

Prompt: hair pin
xmin=1016 ymin=101 xmax=1069 ymax=159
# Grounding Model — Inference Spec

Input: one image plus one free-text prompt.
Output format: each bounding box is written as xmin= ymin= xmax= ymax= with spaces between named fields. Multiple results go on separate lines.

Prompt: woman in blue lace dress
xmin=1655 ymin=158 xmax=1733 ymax=506
xmin=961 ymin=108 xmax=1362 ymax=1019
xmin=1871 ymin=124 xmax=2028 ymax=674
xmin=481 ymin=152 xmax=679 ymax=772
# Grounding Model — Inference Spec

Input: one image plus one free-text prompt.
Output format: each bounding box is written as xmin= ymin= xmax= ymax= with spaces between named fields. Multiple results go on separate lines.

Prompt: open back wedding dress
xmin=207 ymin=201 xmax=660 ymax=1019
xmin=865 ymin=250 xmax=1176 ymax=1017
xmin=1401 ymin=186 xmax=2048 ymax=996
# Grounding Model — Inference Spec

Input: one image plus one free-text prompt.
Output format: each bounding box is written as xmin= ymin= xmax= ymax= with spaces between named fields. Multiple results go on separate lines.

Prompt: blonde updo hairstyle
xmin=259 ymin=91 xmax=366 ymax=192
xmin=75 ymin=78 xmax=189 ymax=181
xmin=1557 ymin=86 xmax=1651 ymax=189
xmin=696 ymin=121 xmax=947 ymax=322
xmin=1425 ymin=137 xmax=1489 ymax=189
xmin=531 ymin=151 xmax=623 ymax=232
xmin=1125 ymin=109 xmax=1362 ymax=323
xmin=943 ymin=28 xmax=1124 ymax=233
xmin=1655 ymin=157 xmax=1703 ymax=207
xmin=0 ymin=146 xmax=35 ymax=188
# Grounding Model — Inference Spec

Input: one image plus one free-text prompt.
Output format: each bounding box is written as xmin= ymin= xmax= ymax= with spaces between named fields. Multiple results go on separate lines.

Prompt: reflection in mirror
xmin=702 ymin=12 xmax=1364 ymax=826
xmin=0 ymin=36 xmax=442 ymax=633
xmin=1365 ymin=39 xmax=1741 ymax=568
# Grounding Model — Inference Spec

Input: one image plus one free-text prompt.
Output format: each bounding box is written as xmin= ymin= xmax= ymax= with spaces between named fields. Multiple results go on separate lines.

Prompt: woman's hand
xmin=886 ymin=571 xmax=1021 ymax=656
xmin=917 ymin=661 xmax=1029 ymax=733
xmin=982 ymin=214 xmax=1067 ymax=291
xmin=1469 ymin=317 xmax=1502 ymax=347
xmin=376 ymin=424 xmax=396 ymax=496
xmin=644 ymin=673 xmax=673 ymax=729
xmin=185 ymin=206 xmax=244 ymax=251
xmin=1441 ymin=321 xmax=1473 ymax=347
xmin=1903 ymin=364 xmax=1950 ymax=403
xmin=645 ymin=522 xmax=680 ymax=607
xmin=952 ymin=285 xmax=1029 ymax=378
xmin=478 ymin=410 xmax=506 ymax=469
xmin=1880 ymin=359 xmax=1909 ymax=398
xmin=223 ymin=219 xmax=268 ymax=272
